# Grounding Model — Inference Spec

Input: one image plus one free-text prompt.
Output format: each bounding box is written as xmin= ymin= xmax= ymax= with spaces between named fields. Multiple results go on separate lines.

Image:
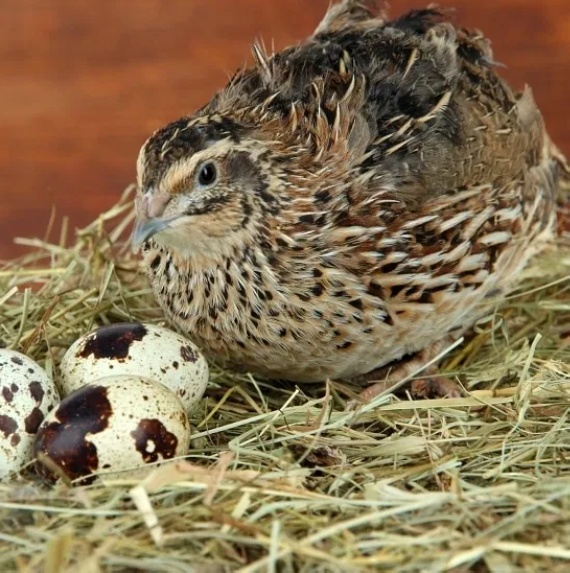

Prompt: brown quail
xmin=132 ymin=1 xmax=567 ymax=403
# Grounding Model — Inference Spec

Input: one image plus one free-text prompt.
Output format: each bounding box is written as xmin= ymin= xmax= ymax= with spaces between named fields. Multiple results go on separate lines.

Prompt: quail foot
xmin=132 ymin=0 xmax=567 ymax=405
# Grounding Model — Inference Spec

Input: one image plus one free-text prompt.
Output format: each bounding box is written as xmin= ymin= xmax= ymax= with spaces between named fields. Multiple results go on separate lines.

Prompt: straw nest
xmin=1 ymin=186 xmax=569 ymax=573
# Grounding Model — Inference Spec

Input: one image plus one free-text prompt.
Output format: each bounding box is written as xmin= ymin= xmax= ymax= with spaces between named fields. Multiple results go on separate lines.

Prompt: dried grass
xmin=1 ymin=186 xmax=569 ymax=572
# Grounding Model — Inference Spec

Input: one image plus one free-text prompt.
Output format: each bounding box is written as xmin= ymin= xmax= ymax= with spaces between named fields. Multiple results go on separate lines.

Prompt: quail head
xmin=132 ymin=0 xmax=567 ymax=402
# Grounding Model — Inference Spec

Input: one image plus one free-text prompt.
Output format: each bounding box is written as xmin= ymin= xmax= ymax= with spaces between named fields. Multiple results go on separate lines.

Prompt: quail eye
xmin=197 ymin=162 xmax=217 ymax=186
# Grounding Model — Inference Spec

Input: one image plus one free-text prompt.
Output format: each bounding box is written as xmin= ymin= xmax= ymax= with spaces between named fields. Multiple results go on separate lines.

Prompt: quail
xmin=132 ymin=0 xmax=567 ymax=403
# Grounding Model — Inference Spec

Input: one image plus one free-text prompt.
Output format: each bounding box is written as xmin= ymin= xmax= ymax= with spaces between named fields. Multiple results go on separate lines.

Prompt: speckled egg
xmin=0 ymin=350 xmax=60 ymax=480
xmin=59 ymin=322 xmax=208 ymax=413
xmin=34 ymin=375 xmax=190 ymax=484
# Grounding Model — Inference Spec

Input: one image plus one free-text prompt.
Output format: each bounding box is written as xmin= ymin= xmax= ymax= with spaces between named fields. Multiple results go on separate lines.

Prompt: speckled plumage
xmin=132 ymin=1 xmax=566 ymax=398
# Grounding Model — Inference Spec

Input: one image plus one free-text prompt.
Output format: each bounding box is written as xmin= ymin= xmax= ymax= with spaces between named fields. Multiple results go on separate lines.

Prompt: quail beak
xmin=131 ymin=190 xmax=174 ymax=251
xmin=131 ymin=216 xmax=175 ymax=250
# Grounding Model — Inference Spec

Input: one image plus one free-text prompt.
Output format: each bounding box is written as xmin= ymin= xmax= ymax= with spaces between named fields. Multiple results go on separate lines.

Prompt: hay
xmin=1 ymin=186 xmax=569 ymax=572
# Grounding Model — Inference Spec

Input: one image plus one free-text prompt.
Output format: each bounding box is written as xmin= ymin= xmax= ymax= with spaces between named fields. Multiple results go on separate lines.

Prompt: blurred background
xmin=1 ymin=0 xmax=569 ymax=258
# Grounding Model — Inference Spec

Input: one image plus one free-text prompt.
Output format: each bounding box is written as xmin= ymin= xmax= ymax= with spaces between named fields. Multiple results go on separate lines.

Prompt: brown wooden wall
xmin=1 ymin=0 xmax=569 ymax=258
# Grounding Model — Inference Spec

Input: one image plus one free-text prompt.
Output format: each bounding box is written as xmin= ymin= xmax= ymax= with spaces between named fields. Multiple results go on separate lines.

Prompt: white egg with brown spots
xmin=59 ymin=322 xmax=209 ymax=413
xmin=0 ymin=349 xmax=60 ymax=480
xmin=34 ymin=375 xmax=190 ymax=484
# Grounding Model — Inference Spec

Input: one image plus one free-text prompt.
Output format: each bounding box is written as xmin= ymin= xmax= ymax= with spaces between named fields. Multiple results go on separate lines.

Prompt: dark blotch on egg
xmin=78 ymin=322 xmax=148 ymax=361
xmin=24 ymin=407 xmax=44 ymax=434
xmin=0 ymin=414 xmax=18 ymax=437
xmin=29 ymin=381 xmax=45 ymax=404
xmin=131 ymin=419 xmax=178 ymax=463
xmin=2 ymin=386 xmax=14 ymax=403
xmin=33 ymin=384 xmax=113 ymax=484
xmin=180 ymin=345 xmax=197 ymax=363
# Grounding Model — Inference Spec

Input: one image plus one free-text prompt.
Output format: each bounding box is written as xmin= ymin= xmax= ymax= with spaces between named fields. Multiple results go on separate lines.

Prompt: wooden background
xmin=1 ymin=0 xmax=569 ymax=259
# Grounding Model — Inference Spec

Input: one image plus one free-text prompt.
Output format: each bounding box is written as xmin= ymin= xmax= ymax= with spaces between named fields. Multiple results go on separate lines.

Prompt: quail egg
xmin=0 ymin=349 xmax=60 ymax=480
xmin=34 ymin=375 xmax=190 ymax=484
xmin=59 ymin=322 xmax=208 ymax=413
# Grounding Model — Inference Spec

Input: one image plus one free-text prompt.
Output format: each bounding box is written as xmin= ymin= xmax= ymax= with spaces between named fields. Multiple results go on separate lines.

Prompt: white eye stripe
xmin=136 ymin=140 xmax=150 ymax=187
xmin=157 ymin=139 xmax=235 ymax=194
